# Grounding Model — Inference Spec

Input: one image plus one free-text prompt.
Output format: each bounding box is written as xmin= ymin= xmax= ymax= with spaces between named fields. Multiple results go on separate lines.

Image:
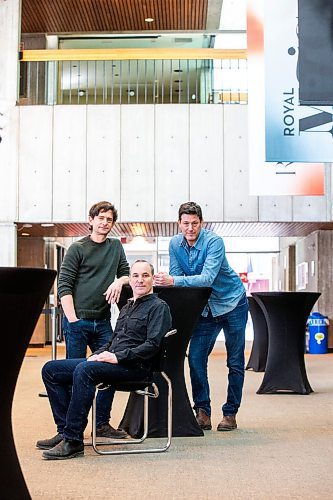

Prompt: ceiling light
xmin=41 ymin=223 xmax=55 ymax=227
xmin=78 ymin=90 xmax=85 ymax=97
xmin=145 ymin=17 xmax=154 ymax=23
xmin=21 ymin=232 xmax=30 ymax=236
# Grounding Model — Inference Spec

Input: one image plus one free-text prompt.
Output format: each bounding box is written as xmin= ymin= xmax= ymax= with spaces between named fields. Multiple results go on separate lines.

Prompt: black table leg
xmin=117 ymin=286 xmax=212 ymax=437
xmin=252 ymin=292 xmax=320 ymax=394
xmin=0 ymin=268 xmax=56 ymax=500
xmin=246 ymin=296 xmax=268 ymax=372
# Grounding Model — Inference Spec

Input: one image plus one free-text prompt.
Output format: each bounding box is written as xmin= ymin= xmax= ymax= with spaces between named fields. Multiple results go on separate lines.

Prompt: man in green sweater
xmin=55 ymin=201 xmax=129 ymax=443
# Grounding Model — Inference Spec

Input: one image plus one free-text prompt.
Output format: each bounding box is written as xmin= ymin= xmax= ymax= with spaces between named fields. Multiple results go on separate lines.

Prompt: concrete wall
xmin=1 ymin=104 xmax=332 ymax=224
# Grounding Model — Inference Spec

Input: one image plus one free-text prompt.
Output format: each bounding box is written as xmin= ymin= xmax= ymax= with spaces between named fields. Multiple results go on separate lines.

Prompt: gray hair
xmin=130 ymin=260 xmax=154 ymax=275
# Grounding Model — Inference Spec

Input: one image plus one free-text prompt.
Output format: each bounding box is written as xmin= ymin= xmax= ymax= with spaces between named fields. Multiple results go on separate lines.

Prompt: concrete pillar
xmin=0 ymin=223 xmax=17 ymax=266
xmin=46 ymin=35 xmax=58 ymax=105
xmin=0 ymin=0 xmax=20 ymax=222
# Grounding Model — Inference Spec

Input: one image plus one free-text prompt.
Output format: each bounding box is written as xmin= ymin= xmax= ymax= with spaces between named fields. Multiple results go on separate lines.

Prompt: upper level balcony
xmin=18 ymin=48 xmax=247 ymax=106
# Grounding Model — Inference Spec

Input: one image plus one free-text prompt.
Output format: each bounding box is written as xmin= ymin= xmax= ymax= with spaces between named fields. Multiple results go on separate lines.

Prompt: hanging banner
xmin=298 ymin=0 xmax=333 ymax=106
xmin=265 ymin=0 xmax=333 ymax=162
xmin=247 ymin=0 xmax=325 ymax=195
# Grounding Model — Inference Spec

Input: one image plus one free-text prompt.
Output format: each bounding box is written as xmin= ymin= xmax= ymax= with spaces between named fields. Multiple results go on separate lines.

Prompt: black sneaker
xmin=95 ymin=423 xmax=127 ymax=439
xmin=36 ymin=433 xmax=63 ymax=450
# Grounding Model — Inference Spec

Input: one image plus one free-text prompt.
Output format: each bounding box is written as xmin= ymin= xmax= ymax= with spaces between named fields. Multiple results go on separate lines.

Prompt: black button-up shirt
xmin=93 ymin=293 xmax=172 ymax=368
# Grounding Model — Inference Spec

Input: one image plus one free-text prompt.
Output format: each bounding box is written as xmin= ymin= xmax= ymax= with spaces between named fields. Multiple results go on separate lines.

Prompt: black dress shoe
xmin=42 ymin=439 xmax=84 ymax=460
xmin=36 ymin=433 xmax=63 ymax=450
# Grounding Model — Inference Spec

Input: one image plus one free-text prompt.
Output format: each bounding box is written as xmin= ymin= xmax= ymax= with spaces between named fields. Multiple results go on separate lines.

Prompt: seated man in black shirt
xmin=37 ymin=260 xmax=172 ymax=460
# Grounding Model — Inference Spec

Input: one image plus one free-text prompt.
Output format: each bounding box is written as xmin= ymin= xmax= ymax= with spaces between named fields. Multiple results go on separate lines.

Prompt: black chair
xmin=91 ymin=329 xmax=177 ymax=455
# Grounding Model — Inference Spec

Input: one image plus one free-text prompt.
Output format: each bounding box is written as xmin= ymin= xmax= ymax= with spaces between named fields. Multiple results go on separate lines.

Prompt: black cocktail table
xmin=246 ymin=296 xmax=268 ymax=372
xmin=1 ymin=267 xmax=56 ymax=500
xmin=252 ymin=292 xmax=320 ymax=394
xmin=118 ymin=285 xmax=212 ymax=438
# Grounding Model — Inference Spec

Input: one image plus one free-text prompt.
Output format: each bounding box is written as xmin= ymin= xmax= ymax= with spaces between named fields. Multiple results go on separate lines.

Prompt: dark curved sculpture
xmin=246 ymin=296 xmax=268 ymax=372
xmin=0 ymin=267 xmax=56 ymax=500
xmin=118 ymin=285 xmax=212 ymax=438
xmin=253 ymin=292 xmax=320 ymax=395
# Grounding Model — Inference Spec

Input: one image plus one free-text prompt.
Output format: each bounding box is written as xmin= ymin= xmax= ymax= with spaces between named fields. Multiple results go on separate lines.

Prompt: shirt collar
xmin=180 ymin=228 xmax=205 ymax=250
xmin=127 ymin=292 xmax=157 ymax=305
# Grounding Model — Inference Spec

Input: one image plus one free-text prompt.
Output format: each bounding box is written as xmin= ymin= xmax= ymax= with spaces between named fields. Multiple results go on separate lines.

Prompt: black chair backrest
xmin=150 ymin=329 xmax=177 ymax=373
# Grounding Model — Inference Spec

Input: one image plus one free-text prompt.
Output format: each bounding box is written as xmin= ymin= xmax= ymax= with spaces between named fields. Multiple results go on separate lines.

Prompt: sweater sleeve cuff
xmin=58 ymin=289 xmax=73 ymax=298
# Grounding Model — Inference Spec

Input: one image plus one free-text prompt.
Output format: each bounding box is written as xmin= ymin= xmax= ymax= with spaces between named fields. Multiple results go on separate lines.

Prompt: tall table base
xmin=253 ymin=292 xmax=320 ymax=395
xmin=118 ymin=286 xmax=212 ymax=438
xmin=0 ymin=268 xmax=56 ymax=500
xmin=246 ymin=296 xmax=268 ymax=372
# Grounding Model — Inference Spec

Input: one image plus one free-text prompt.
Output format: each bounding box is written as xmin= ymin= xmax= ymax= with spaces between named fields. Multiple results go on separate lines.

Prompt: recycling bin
xmin=307 ymin=312 xmax=329 ymax=354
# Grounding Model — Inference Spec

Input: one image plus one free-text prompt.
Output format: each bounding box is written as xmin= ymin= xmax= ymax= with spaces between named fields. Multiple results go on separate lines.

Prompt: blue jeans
xmin=62 ymin=316 xmax=114 ymax=427
xmin=42 ymin=358 xmax=150 ymax=443
xmin=188 ymin=293 xmax=248 ymax=417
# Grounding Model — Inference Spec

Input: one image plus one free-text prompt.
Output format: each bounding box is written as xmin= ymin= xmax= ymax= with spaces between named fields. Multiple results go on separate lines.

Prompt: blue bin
xmin=307 ymin=312 xmax=329 ymax=354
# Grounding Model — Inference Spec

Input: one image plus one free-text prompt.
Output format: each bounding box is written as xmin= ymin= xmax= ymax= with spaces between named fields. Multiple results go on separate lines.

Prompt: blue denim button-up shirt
xmin=169 ymin=229 xmax=245 ymax=317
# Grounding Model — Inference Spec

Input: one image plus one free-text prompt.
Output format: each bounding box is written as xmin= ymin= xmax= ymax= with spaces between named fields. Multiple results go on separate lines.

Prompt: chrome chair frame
xmin=91 ymin=329 xmax=176 ymax=455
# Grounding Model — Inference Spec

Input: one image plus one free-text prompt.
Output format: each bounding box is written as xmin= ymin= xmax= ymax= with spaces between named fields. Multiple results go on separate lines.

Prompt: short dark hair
xmin=178 ymin=202 xmax=203 ymax=221
xmin=131 ymin=259 xmax=154 ymax=276
xmin=88 ymin=201 xmax=118 ymax=223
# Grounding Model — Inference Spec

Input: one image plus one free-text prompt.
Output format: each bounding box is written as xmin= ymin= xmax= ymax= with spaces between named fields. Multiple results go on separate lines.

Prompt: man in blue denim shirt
xmin=154 ymin=202 xmax=248 ymax=431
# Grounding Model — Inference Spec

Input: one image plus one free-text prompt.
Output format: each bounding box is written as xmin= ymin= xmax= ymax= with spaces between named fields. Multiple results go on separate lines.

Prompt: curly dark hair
xmin=88 ymin=201 xmax=118 ymax=223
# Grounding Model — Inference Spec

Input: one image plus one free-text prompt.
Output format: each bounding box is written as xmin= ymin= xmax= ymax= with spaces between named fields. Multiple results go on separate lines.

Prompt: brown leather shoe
xmin=217 ymin=415 xmax=237 ymax=431
xmin=195 ymin=408 xmax=212 ymax=430
xmin=95 ymin=423 xmax=128 ymax=439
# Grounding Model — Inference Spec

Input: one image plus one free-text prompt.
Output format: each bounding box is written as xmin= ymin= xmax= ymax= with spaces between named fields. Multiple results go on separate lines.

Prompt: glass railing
xmin=18 ymin=49 xmax=247 ymax=105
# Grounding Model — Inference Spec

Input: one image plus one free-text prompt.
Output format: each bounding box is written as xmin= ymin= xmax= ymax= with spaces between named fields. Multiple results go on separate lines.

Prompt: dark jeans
xmin=62 ymin=316 xmax=114 ymax=427
xmin=42 ymin=358 xmax=150 ymax=443
xmin=189 ymin=293 xmax=248 ymax=417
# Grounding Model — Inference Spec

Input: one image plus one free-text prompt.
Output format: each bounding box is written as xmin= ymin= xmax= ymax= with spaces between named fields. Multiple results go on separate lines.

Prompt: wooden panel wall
xmin=17 ymin=237 xmax=46 ymax=345
xmin=21 ymin=0 xmax=208 ymax=33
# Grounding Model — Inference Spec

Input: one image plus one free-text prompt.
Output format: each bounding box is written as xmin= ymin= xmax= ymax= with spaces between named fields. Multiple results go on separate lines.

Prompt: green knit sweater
xmin=58 ymin=236 xmax=129 ymax=319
